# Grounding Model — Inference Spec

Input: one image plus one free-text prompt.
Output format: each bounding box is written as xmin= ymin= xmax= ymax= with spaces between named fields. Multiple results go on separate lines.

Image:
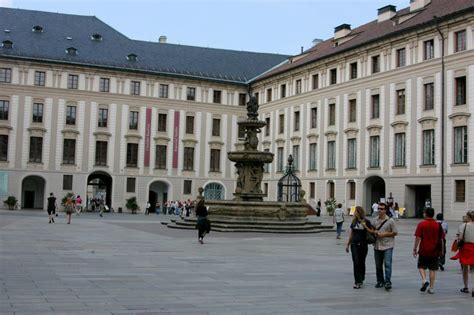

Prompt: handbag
xmin=366 ymin=219 xmax=388 ymax=244
xmin=451 ymin=239 xmax=459 ymax=252
xmin=454 ymin=223 xmax=468 ymax=251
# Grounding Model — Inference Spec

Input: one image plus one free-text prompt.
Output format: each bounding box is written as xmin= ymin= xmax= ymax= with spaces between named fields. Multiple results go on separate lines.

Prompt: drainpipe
xmin=434 ymin=16 xmax=445 ymax=216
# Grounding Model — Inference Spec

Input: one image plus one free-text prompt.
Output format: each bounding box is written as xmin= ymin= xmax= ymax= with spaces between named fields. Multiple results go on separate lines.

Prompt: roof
xmin=254 ymin=0 xmax=474 ymax=82
xmin=0 ymin=8 xmax=288 ymax=84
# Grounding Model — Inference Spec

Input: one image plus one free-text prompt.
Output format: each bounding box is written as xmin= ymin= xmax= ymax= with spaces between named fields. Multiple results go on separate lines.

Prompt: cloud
xmin=0 ymin=0 xmax=13 ymax=8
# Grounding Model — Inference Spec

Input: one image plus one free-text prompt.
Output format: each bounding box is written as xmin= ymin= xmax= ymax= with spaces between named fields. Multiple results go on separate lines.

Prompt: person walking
xmin=75 ymin=195 xmax=82 ymax=216
xmin=346 ymin=206 xmax=374 ymax=289
xmin=372 ymin=201 xmax=379 ymax=217
xmin=145 ymin=201 xmax=150 ymax=215
xmin=333 ymin=203 xmax=344 ymax=239
xmin=47 ymin=193 xmax=57 ymax=223
xmin=195 ymin=198 xmax=210 ymax=244
xmin=373 ymin=202 xmax=398 ymax=291
xmin=413 ymin=207 xmax=445 ymax=294
xmin=451 ymin=211 xmax=474 ymax=297
xmin=64 ymin=197 xmax=74 ymax=224
xmin=436 ymin=213 xmax=448 ymax=271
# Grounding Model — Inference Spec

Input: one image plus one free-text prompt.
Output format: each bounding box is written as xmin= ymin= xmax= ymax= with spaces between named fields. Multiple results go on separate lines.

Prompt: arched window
xmin=2 ymin=40 xmax=13 ymax=49
xmin=91 ymin=33 xmax=103 ymax=41
xmin=204 ymin=183 xmax=224 ymax=200
xmin=32 ymin=25 xmax=43 ymax=33
xmin=66 ymin=47 xmax=77 ymax=55
xmin=127 ymin=54 xmax=138 ymax=61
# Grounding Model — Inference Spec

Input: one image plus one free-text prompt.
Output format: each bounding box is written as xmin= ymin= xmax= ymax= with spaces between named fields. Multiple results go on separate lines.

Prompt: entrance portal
xmin=204 ymin=182 xmax=224 ymax=200
xmin=364 ymin=176 xmax=385 ymax=215
xmin=87 ymin=171 xmax=112 ymax=209
xmin=149 ymin=181 xmax=169 ymax=211
xmin=406 ymin=185 xmax=431 ymax=218
xmin=21 ymin=175 xmax=46 ymax=209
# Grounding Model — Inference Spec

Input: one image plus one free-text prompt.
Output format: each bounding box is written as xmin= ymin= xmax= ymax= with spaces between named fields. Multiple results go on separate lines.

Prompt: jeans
xmin=336 ymin=222 xmax=343 ymax=237
xmin=374 ymin=248 xmax=393 ymax=284
xmin=351 ymin=243 xmax=368 ymax=284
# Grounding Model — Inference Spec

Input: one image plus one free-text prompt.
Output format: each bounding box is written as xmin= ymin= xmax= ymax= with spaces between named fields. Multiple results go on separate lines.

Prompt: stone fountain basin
xmin=228 ymin=151 xmax=274 ymax=163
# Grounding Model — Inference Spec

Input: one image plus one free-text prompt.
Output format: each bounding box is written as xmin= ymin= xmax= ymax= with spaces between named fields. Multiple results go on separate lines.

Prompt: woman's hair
xmin=352 ymin=206 xmax=366 ymax=223
xmin=467 ymin=210 xmax=474 ymax=221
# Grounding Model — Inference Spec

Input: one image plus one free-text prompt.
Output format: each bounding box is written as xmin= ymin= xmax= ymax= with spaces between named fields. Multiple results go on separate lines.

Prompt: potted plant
xmin=324 ymin=198 xmax=337 ymax=216
xmin=3 ymin=196 xmax=18 ymax=210
xmin=126 ymin=196 xmax=139 ymax=214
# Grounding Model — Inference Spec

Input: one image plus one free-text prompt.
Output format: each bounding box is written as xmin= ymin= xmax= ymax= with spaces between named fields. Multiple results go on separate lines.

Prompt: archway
xmin=204 ymin=182 xmax=224 ymax=200
xmin=87 ymin=171 xmax=112 ymax=209
xmin=364 ymin=176 xmax=385 ymax=215
xmin=21 ymin=175 xmax=46 ymax=209
xmin=149 ymin=181 xmax=169 ymax=211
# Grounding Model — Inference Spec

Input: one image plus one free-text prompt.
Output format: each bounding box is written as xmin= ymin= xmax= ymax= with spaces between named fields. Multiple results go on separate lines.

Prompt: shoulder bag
xmin=366 ymin=219 xmax=388 ymax=244
xmin=452 ymin=223 xmax=467 ymax=252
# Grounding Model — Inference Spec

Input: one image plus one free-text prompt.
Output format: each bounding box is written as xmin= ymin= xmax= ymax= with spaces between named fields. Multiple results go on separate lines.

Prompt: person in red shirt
xmin=413 ymin=207 xmax=445 ymax=294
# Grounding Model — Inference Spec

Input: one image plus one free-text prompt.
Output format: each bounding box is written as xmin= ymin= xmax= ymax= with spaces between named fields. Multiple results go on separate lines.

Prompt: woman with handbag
xmin=451 ymin=211 xmax=474 ymax=296
xmin=195 ymin=198 xmax=211 ymax=244
xmin=345 ymin=206 xmax=374 ymax=289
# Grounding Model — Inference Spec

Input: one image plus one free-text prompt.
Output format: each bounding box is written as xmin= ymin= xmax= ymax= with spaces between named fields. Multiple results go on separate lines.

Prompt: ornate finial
xmin=288 ymin=154 xmax=294 ymax=165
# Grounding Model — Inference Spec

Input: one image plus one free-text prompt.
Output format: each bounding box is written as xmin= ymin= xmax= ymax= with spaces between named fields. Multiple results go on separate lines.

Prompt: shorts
xmin=418 ymin=256 xmax=439 ymax=271
xmin=47 ymin=208 xmax=55 ymax=215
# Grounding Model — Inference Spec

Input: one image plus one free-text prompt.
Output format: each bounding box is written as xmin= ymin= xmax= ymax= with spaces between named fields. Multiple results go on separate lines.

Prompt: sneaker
xmin=420 ymin=281 xmax=429 ymax=292
xmin=375 ymin=283 xmax=384 ymax=288
xmin=353 ymin=283 xmax=361 ymax=289
xmin=427 ymin=288 xmax=434 ymax=294
xmin=384 ymin=283 xmax=392 ymax=291
xmin=51 ymin=218 xmax=54 ymax=223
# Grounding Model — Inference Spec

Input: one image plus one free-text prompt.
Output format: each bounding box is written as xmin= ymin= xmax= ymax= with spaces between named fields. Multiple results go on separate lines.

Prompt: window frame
xmin=34 ymin=71 xmax=46 ymax=86
xmin=455 ymin=30 xmax=467 ymax=53
xmin=350 ymin=62 xmax=357 ymax=80
xmin=159 ymin=84 xmax=169 ymax=98
xmin=396 ymin=48 xmax=406 ymax=67
xmin=32 ymin=102 xmax=44 ymax=123
xmin=212 ymin=118 xmax=221 ymax=137
xmin=0 ymin=68 xmax=12 ymax=83
xmin=210 ymin=148 xmax=221 ymax=172
xmin=0 ymin=134 xmax=8 ymax=161
xmin=422 ymin=129 xmax=435 ymax=165
xmin=186 ymin=87 xmax=196 ymax=101
xmin=396 ymin=89 xmax=406 ymax=115
xmin=183 ymin=147 xmax=195 ymax=171
xmin=328 ymin=103 xmax=336 ymax=126
xmin=213 ymin=90 xmax=222 ymax=104
xmin=0 ymin=100 xmax=9 ymax=120
xmin=185 ymin=116 xmax=194 ymax=134
xmin=311 ymin=107 xmax=317 ymax=129
xmin=327 ymin=141 xmax=336 ymax=170
xmin=130 ymin=81 xmax=141 ymax=95
xmin=66 ymin=105 xmax=76 ymax=125
xmin=423 ymin=39 xmax=434 ymax=60
xmin=455 ymin=180 xmax=465 ymax=202
xmin=371 ymin=55 xmax=380 ymax=74
xmin=62 ymin=138 xmax=76 ymax=165
xmin=95 ymin=141 xmax=108 ymax=166
xmin=455 ymin=76 xmax=466 ymax=106
xmin=371 ymin=94 xmax=380 ymax=119
xmin=129 ymin=111 xmax=139 ymax=130
xmin=157 ymin=113 xmax=167 ymax=132
xmin=99 ymin=77 xmax=110 ymax=92
xmin=394 ymin=133 xmax=406 ymax=167
xmin=155 ymin=144 xmax=167 ymax=169
xmin=29 ymin=136 xmax=43 ymax=163
xmin=126 ymin=143 xmax=139 ymax=168
xmin=67 ymin=74 xmax=78 ymax=89
xmin=453 ymin=126 xmax=468 ymax=164
xmin=424 ymin=83 xmax=434 ymax=110
xmin=348 ymin=99 xmax=357 ymax=123
xmin=369 ymin=135 xmax=380 ymax=168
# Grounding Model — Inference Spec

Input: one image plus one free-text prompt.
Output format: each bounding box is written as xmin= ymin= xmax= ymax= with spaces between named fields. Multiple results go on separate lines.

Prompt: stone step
xmin=170 ymin=217 xmax=324 ymax=226
xmin=166 ymin=222 xmax=333 ymax=233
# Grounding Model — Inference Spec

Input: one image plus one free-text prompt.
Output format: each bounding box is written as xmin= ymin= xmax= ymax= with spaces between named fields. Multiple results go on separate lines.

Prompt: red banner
xmin=173 ymin=111 xmax=180 ymax=169
xmin=144 ymin=108 xmax=151 ymax=167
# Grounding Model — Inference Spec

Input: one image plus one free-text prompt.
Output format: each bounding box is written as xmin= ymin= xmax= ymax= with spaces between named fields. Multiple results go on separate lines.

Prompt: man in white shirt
xmin=372 ymin=202 xmax=379 ymax=217
xmin=333 ymin=203 xmax=345 ymax=239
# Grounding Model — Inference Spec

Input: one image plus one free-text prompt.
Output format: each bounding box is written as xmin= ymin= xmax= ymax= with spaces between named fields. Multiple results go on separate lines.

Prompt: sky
xmin=0 ymin=0 xmax=410 ymax=55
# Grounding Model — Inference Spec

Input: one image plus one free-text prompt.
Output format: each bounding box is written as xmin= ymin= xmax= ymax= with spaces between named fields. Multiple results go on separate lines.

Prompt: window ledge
xmin=94 ymin=164 xmax=109 ymax=167
xmin=209 ymin=171 xmax=222 ymax=174
xmin=154 ymin=167 xmax=167 ymax=170
xmin=345 ymin=168 xmax=358 ymax=171
xmin=325 ymin=168 xmax=336 ymax=171
xmin=61 ymin=163 xmax=77 ymax=166
xmin=451 ymin=163 xmax=469 ymax=167
xmin=419 ymin=164 xmax=436 ymax=168
xmin=125 ymin=166 xmax=139 ymax=169
xmin=392 ymin=165 xmax=407 ymax=169
xmin=367 ymin=167 xmax=381 ymax=170
xmin=308 ymin=169 xmax=318 ymax=172
xmin=27 ymin=162 xmax=44 ymax=165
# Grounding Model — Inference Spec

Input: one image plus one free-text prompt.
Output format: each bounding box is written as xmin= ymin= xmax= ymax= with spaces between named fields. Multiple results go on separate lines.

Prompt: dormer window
xmin=32 ymin=25 xmax=44 ymax=33
xmin=127 ymin=54 xmax=138 ymax=61
xmin=91 ymin=33 xmax=103 ymax=41
xmin=66 ymin=36 xmax=72 ymax=40
xmin=66 ymin=47 xmax=77 ymax=55
xmin=2 ymin=40 xmax=13 ymax=49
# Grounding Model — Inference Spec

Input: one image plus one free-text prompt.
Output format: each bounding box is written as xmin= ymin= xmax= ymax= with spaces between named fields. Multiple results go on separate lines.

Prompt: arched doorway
xmin=87 ymin=171 xmax=112 ymax=209
xmin=21 ymin=175 xmax=46 ymax=209
xmin=364 ymin=176 xmax=385 ymax=215
xmin=149 ymin=181 xmax=169 ymax=212
xmin=204 ymin=182 xmax=224 ymax=200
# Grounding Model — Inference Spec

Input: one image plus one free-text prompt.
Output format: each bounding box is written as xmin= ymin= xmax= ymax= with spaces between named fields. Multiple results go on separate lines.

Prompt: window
xmin=238 ymin=124 xmax=245 ymax=138
xmin=396 ymin=89 xmax=405 ymax=115
xmin=155 ymin=145 xmax=167 ymax=169
xmin=29 ymin=137 xmax=42 ymax=163
xmin=311 ymin=107 xmax=317 ymax=128
xmin=32 ymin=103 xmax=43 ymax=123
xmin=424 ymin=39 xmax=434 ymax=60
xmin=277 ymin=147 xmax=284 ymax=172
xmin=350 ymin=62 xmax=357 ymax=80
xmin=294 ymin=111 xmax=300 ymax=131
xmin=264 ymin=183 xmax=268 ymax=195
xmin=328 ymin=181 xmax=335 ymax=199
xmin=67 ymin=74 xmax=78 ymax=89
xmin=279 ymin=114 xmax=284 ymax=133
xmin=422 ymin=129 xmax=435 ymax=165
xmin=394 ymin=133 xmax=406 ymax=167
xmin=210 ymin=149 xmax=220 ymax=172
xmin=66 ymin=47 xmax=77 ymax=55
xmin=0 ymin=135 xmax=8 ymax=161
xmin=280 ymin=84 xmax=286 ymax=98
xmin=347 ymin=138 xmax=357 ymax=169
xmin=454 ymin=126 xmax=468 ymax=164
xmin=369 ymin=136 xmax=380 ymax=168
xmin=34 ymin=71 xmax=45 ymax=86
xmin=295 ymin=79 xmax=302 ymax=94
xmin=455 ymin=180 xmax=465 ymax=202
xmin=66 ymin=106 xmax=76 ymax=125
xmin=126 ymin=178 xmax=136 ymax=193
xmin=328 ymin=103 xmax=335 ymax=126
xmin=2 ymin=40 xmax=13 ymax=49
xmin=62 ymin=139 xmax=76 ymax=164
xmin=455 ymin=30 xmax=466 ymax=52
xmin=254 ymin=92 xmax=259 ymax=103
xmin=424 ymin=83 xmax=434 ymax=110
xmin=312 ymin=74 xmax=319 ymax=89
xmin=185 ymin=116 xmax=194 ymax=134
xmin=292 ymin=145 xmax=299 ymax=170
xmin=396 ymin=48 xmax=406 ymax=67
xmin=239 ymin=93 xmax=246 ymax=106
xmin=131 ymin=81 xmax=140 ymax=95
xmin=0 ymin=68 xmax=12 ymax=83
xmin=266 ymin=88 xmax=272 ymax=102
xmin=183 ymin=180 xmax=192 ymax=195
xmin=212 ymin=118 xmax=220 ymax=137
xmin=0 ymin=100 xmax=9 ymax=120
xmin=327 ymin=141 xmax=336 ymax=170
xmin=310 ymin=182 xmax=315 ymax=199
xmin=309 ymin=143 xmax=317 ymax=170
xmin=129 ymin=111 xmax=139 ymax=130
xmin=213 ymin=90 xmax=221 ymax=103
xmin=95 ymin=141 xmax=107 ymax=166
xmin=372 ymin=55 xmax=380 ymax=74
xmin=157 ymin=113 xmax=167 ymax=132
xmin=126 ymin=143 xmax=138 ymax=167
xmin=265 ymin=117 xmax=270 ymax=136
xmin=63 ymin=175 xmax=73 ymax=190
xmin=99 ymin=77 xmax=110 ymax=92
xmin=187 ymin=87 xmax=196 ymax=101
xmin=264 ymin=148 xmax=270 ymax=172
xmin=349 ymin=182 xmax=356 ymax=200
xmin=183 ymin=147 xmax=194 ymax=170
xmin=98 ymin=108 xmax=108 ymax=128
xmin=159 ymin=84 xmax=169 ymax=98
xmin=455 ymin=76 xmax=466 ymax=105
xmin=330 ymin=68 xmax=337 ymax=85
xmin=371 ymin=94 xmax=380 ymax=119
xmin=348 ymin=99 xmax=356 ymax=123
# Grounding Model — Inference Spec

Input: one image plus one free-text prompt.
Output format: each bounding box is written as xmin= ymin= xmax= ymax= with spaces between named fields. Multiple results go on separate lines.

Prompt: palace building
xmin=0 ymin=0 xmax=473 ymax=219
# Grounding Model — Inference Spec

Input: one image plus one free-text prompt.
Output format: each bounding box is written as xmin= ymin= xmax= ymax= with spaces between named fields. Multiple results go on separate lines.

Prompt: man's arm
xmin=413 ymin=237 xmax=421 ymax=257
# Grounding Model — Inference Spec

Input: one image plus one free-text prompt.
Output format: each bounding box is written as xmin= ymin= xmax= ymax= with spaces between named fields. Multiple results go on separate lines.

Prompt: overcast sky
xmin=1 ymin=0 xmax=410 ymax=55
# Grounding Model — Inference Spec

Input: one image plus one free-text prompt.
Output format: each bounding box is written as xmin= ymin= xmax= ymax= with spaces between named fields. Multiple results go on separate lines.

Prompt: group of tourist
xmin=147 ymin=199 xmax=195 ymax=216
xmin=341 ymin=203 xmax=474 ymax=297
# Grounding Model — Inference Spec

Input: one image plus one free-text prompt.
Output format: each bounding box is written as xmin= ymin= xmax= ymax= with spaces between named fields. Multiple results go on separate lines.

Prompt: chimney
xmin=410 ymin=0 xmax=431 ymax=12
xmin=312 ymin=38 xmax=323 ymax=47
xmin=334 ymin=24 xmax=351 ymax=40
xmin=159 ymin=35 xmax=167 ymax=44
xmin=378 ymin=5 xmax=397 ymax=22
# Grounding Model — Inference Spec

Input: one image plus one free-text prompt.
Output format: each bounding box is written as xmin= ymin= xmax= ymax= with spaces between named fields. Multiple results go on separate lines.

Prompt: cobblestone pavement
xmin=1 ymin=210 xmax=473 ymax=314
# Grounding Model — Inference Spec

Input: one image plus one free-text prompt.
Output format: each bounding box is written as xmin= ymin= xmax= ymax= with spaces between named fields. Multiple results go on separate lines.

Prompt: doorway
xmin=364 ymin=176 xmax=385 ymax=215
xmin=87 ymin=171 xmax=113 ymax=209
xmin=21 ymin=175 xmax=46 ymax=209
xmin=406 ymin=185 xmax=431 ymax=218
